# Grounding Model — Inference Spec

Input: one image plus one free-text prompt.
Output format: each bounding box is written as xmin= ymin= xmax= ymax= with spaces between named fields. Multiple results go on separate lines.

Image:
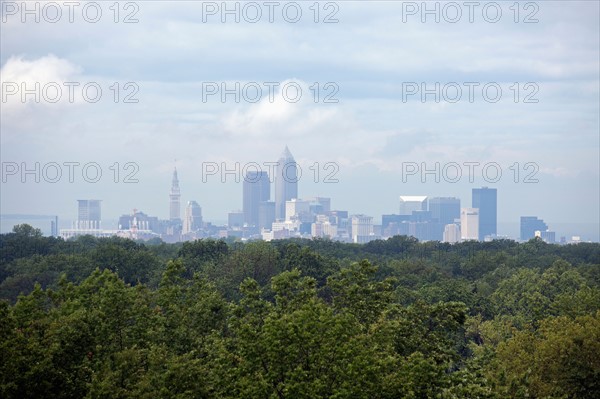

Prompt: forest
xmin=1 ymin=224 xmax=599 ymax=398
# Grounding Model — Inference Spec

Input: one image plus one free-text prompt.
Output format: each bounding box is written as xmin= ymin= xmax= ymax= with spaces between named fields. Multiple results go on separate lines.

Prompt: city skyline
xmin=1 ymin=2 xmax=598 ymax=241
xmin=4 ymin=146 xmax=591 ymax=243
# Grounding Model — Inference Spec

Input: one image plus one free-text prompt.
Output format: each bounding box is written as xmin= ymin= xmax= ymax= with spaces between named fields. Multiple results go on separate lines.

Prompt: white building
xmin=460 ymin=208 xmax=479 ymax=241
xmin=311 ymin=220 xmax=338 ymax=239
xmin=182 ymin=200 xmax=202 ymax=234
xmin=285 ymin=199 xmax=311 ymax=222
xmin=443 ymin=223 xmax=461 ymax=243
xmin=350 ymin=214 xmax=374 ymax=243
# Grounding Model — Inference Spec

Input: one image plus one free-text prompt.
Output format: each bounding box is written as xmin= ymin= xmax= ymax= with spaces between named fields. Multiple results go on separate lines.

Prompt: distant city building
xmin=381 ymin=214 xmax=410 ymax=238
xmin=183 ymin=201 xmax=203 ymax=234
xmin=50 ymin=216 xmax=58 ymax=237
xmin=262 ymin=228 xmax=290 ymax=241
xmin=410 ymin=210 xmax=432 ymax=223
xmin=77 ymin=199 xmax=101 ymax=229
xmin=472 ymin=187 xmax=497 ymax=240
xmin=382 ymin=214 xmax=409 ymax=229
xmin=285 ymin=199 xmax=311 ymax=222
xmin=443 ymin=223 xmax=461 ymax=243
xmin=307 ymin=197 xmax=331 ymax=214
xmin=62 ymin=202 xmax=160 ymax=240
xmin=520 ymin=216 xmax=548 ymax=241
xmin=118 ymin=210 xmax=160 ymax=232
xmin=460 ymin=208 xmax=479 ymax=241
xmin=275 ymin=146 xmax=298 ymax=220
xmin=399 ymin=196 xmax=427 ymax=215
xmin=169 ymin=167 xmax=181 ymax=222
xmin=228 ymin=211 xmax=244 ymax=229
xmin=429 ymin=197 xmax=460 ymax=226
xmin=243 ymin=171 xmax=270 ymax=227
xmin=350 ymin=214 xmax=374 ymax=243
xmin=536 ymin=230 xmax=556 ymax=243
xmin=311 ymin=220 xmax=338 ymax=238
xmin=258 ymin=201 xmax=276 ymax=231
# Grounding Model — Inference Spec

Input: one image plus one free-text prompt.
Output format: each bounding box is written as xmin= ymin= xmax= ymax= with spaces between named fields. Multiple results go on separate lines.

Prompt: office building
xmin=472 ymin=187 xmax=497 ymax=240
xmin=275 ymin=146 xmax=298 ymax=220
xmin=520 ymin=216 xmax=548 ymax=241
xmin=228 ymin=211 xmax=244 ymax=228
xmin=285 ymin=199 xmax=311 ymax=222
xmin=443 ymin=224 xmax=461 ymax=243
xmin=258 ymin=201 xmax=276 ymax=231
xmin=77 ymin=199 xmax=101 ymax=229
xmin=536 ymin=230 xmax=556 ymax=243
xmin=50 ymin=216 xmax=58 ymax=237
xmin=312 ymin=220 xmax=338 ymax=238
xmin=183 ymin=201 xmax=203 ymax=234
xmin=243 ymin=170 xmax=270 ymax=227
xmin=350 ymin=214 xmax=374 ymax=243
xmin=460 ymin=208 xmax=479 ymax=241
xmin=429 ymin=197 xmax=460 ymax=226
xmin=307 ymin=197 xmax=331 ymax=214
xmin=399 ymin=196 xmax=427 ymax=215
xmin=118 ymin=210 xmax=160 ymax=233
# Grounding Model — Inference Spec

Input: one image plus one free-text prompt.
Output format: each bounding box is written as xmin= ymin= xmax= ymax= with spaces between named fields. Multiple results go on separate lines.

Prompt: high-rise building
xmin=285 ymin=199 xmax=311 ymax=222
xmin=118 ymin=210 xmax=160 ymax=233
xmin=183 ymin=201 xmax=203 ymax=234
xmin=258 ymin=201 xmax=276 ymax=231
xmin=429 ymin=197 xmax=460 ymax=226
xmin=307 ymin=197 xmax=331 ymax=214
xmin=77 ymin=200 xmax=101 ymax=229
xmin=243 ymin=170 xmax=270 ymax=227
xmin=520 ymin=216 xmax=548 ymax=241
xmin=311 ymin=220 xmax=338 ymax=238
xmin=460 ymin=208 xmax=479 ymax=241
xmin=275 ymin=146 xmax=298 ymax=220
xmin=443 ymin=223 xmax=461 ymax=243
xmin=472 ymin=187 xmax=497 ymax=240
xmin=537 ymin=230 xmax=556 ymax=243
xmin=50 ymin=216 xmax=58 ymax=237
xmin=169 ymin=168 xmax=181 ymax=222
xmin=228 ymin=211 xmax=244 ymax=229
xmin=399 ymin=196 xmax=427 ymax=215
xmin=350 ymin=214 xmax=374 ymax=243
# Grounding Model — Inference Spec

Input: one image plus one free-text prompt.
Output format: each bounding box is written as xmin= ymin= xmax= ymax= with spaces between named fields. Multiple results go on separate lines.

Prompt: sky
xmin=1 ymin=0 xmax=599 ymax=240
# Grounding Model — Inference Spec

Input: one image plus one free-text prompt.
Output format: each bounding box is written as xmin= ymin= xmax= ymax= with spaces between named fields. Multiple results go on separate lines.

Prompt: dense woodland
xmin=1 ymin=224 xmax=599 ymax=398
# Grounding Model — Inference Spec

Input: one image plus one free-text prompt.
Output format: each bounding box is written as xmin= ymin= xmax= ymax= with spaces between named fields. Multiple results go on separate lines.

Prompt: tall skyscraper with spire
xmin=169 ymin=167 xmax=181 ymax=222
xmin=275 ymin=146 xmax=298 ymax=220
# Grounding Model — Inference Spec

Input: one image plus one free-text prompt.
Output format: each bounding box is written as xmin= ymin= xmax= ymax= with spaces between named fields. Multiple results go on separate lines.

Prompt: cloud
xmin=1 ymin=54 xmax=83 ymax=112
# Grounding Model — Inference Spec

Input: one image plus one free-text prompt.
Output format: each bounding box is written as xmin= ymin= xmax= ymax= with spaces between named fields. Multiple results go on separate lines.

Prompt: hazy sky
xmin=1 ymin=1 xmax=599 ymax=240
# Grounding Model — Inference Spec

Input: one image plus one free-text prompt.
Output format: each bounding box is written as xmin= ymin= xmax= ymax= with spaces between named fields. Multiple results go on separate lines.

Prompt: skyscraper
xmin=258 ymin=201 xmax=276 ymax=231
xmin=169 ymin=167 xmax=181 ymax=222
xmin=183 ymin=201 xmax=202 ymax=234
xmin=275 ymin=146 xmax=298 ymax=220
xmin=443 ymin=223 xmax=461 ymax=243
xmin=399 ymin=196 xmax=427 ymax=215
xmin=285 ymin=199 xmax=311 ymax=222
xmin=243 ymin=170 xmax=270 ymax=227
xmin=350 ymin=214 xmax=374 ymax=243
xmin=77 ymin=200 xmax=101 ymax=229
xmin=429 ymin=197 xmax=460 ymax=226
xmin=472 ymin=187 xmax=497 ymax=240
xmin=520 ymin=216 xmax=548 ymax=241
xmin=460 ymin=208 xmax=479 ymax=241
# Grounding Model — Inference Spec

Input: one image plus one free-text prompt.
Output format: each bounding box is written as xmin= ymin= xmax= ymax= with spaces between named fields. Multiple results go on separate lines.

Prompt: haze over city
xmin=1 ymin=1 xmax=599 ymax=241
xmin=1 ymin=2 xmax=600 ymax=398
